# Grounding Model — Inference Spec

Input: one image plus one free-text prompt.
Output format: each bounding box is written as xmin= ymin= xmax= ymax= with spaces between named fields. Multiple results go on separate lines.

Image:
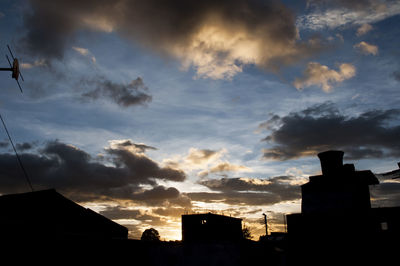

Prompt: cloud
xmin=307 ymin=0 xmax=389 ymax=11
xmin=185 ymin=148 xmax=223 ymax=166
xmin=335 ymin=33 xmax=344 ymax=42
xmin=298 ymin=0 xmax=400 ymax=30
xmin=99 ymin=206 xmax=169 ymax=238
xmin=104 ymin=208 xmax=164 ymax=226
xmin=0 ymin=140 xmax=186 ymax=202
xmin=353 ymin=41 xmax=378 ymax=55
xmin=393 ymin=71 xmax=400 ymax=82
xmin=0 ymin=141 xmax=9 ymax=149
xmin=20 ymin=59 xmax=48 ymax=69
xmin=199 ymin=162 xmax=252 ymax=178
xmin=260 ymin=102 xmax=400 ymax=160
xmin=99 ymin=206 xmax=142 ymax=220
xmin=186 ymin=175 xmax=303 ymax=206
xmin=81 ymin=77 xmax=152 ymax=107
xmin=164 ymin=148 xmax=252 ymax=179
xmin=370 ymin=181 xmax=400 ymax=207
xmin=108 ymin=139 xmax=157 ymax=154
xmin=293 ymin=62 xmax=356 ymax=92
xmin=209 ymin=162 xmax=251 ymax=174
xmin=16 ymin=142 xmax=35 ymax=151
xmin=22 ymin=0 xmax=324 ymax=79
xmin=72 ymin=46 xmax=96 ymax=63
xmin=200 ymin=176 xmax=304 ymax=192
xmin=356 ymin=23 xmax=373 ymax=36
xmin=131 ymin=186 xmax=191 ymax=207
xmin=153 ymin=207 xmax=188 ymax=218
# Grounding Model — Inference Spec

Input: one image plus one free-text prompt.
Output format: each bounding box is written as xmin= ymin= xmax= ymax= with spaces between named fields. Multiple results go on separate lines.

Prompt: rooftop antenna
xmin=0 ymin=44 xmax=33 ymax=192
xmin=262 ymin=213 xmax=268 ymax=236
xmin=0 ymin=114 xmax=33 ymax=192
xmin=0 ymin=45 xmax=24 ymax=93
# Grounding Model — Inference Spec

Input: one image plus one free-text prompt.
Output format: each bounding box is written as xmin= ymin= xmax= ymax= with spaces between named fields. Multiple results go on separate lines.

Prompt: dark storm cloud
xmin=0 ymin=140 xmax=186 ymax=203
xmin=189 ymin=176 xmax=302 ymax=206
xmin=0 ymin=141 xmax=9 ymax=149
xmin=106 ymin=144 xmax=185 ymax=183
xmin=260 ymin=102 xmax=400 ymax=160
xmin=131 ymin=186 xmax=192 ymax=207
xmin=81 ymin=77 xmax=152 ymax=107
xmin=22 ymin=0 xmax=324 ymax=78
xmin=16 ymin=142 xmax=35 ymax=151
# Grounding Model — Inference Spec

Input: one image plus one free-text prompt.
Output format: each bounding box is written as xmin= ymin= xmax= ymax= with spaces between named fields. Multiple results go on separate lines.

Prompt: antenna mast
xmin=0 ymin=44 xmax=33 ymax=192
xmin=262 ymin=213 xmax=268 ymax=236
xmin=1 ymin=44 xmax=24 ymax=93
xmin=0 ymin=115 xmax=33 ymax=191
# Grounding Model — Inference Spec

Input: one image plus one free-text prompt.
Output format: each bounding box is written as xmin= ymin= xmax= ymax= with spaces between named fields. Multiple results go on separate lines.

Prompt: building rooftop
xmin=0 ymin=189 xmax=128 ymax=240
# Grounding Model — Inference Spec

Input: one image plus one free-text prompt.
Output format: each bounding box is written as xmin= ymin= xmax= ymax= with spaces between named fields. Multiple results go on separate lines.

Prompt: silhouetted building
xmin=302 ymin=150 xmax=379 ymax=215
xmin=0 ymin=189 xmax=128 ymax=240
xmin=182 ymin=213 xmax=243 ymax=242
xmin=287 ymin=150 xmax=400 ymax=241
xmin=285 ymin=151 xmax=400 ymax=266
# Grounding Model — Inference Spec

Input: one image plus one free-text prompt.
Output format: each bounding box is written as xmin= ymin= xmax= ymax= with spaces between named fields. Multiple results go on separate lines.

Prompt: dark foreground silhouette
xmin=1 ymin=151 xmax=399 ymax=265
xmin=286 ymin=150 xmax=399 ymax=266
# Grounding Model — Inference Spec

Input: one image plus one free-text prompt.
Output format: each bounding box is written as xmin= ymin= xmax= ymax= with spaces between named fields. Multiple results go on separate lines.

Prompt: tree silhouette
xmin=141 ymin=228 xmax=160 ymax=241
xmin=242 ymin=226 xmax=252 ymax=240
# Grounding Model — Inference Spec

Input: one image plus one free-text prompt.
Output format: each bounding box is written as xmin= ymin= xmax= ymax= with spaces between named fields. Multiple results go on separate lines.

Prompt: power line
xmin=0 ymin=113 xmax=33 ymax=192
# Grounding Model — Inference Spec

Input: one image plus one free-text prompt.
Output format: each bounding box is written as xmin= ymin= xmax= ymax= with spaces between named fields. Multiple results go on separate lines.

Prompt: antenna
xmin=0 ymin=114 xmax=33 ymax=192
xmin=1 ymin=45 xmax=24 ymax=93
xmin=0 ymin=44 xmax=33 ymax=192
xmin=262 ymin=213 xmax=268 ymax=236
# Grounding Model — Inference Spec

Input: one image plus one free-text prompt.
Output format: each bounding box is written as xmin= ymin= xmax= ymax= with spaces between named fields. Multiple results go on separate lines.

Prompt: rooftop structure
xmin=301 ymin=150 xmax=379 ymax=215
xmin=182 ymin=213 xmax=243 ymax=242
xmin=287 ymin=150 xmax=399 ymax=239
xmin=285 ymin=151 xmax=400 ymax=265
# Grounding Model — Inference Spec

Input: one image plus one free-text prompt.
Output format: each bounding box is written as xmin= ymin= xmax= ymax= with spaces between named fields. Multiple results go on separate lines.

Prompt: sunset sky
xmin=0 ymin=0 xmax=399 ymax=240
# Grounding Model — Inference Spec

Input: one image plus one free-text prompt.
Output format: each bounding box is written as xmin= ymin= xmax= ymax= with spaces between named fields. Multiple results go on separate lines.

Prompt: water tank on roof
xmin=318 ymin=150 xmax=344 ymax=176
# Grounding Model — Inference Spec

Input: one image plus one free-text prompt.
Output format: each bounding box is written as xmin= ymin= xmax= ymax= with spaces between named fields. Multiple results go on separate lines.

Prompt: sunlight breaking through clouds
xmin=21 ymin=0 xmax=324 ymax=80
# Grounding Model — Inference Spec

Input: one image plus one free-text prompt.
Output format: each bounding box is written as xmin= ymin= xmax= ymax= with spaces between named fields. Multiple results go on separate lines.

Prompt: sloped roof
xmin=0 ymin=189 xmax=127 ymax=239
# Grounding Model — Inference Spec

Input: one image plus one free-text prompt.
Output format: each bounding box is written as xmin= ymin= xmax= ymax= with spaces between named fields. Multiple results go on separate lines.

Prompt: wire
xmin=0 ymin=113 xmax=34 ymax=192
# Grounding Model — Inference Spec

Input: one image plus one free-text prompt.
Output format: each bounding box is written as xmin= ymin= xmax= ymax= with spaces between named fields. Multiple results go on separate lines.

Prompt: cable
xmin=0 ymin=113 xmax=34 ymax=192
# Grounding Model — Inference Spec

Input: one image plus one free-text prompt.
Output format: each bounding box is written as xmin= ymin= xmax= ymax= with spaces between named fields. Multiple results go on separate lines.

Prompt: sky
xmin=0 ymin=0 xmax=399 ymax=240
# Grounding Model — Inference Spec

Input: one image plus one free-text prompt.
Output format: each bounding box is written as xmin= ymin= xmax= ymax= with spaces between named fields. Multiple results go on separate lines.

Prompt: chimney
xmin=317 ymin=150 xmax=344 ymax=176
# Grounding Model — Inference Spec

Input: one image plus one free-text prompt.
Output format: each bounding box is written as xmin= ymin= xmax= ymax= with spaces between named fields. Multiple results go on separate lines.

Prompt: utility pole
xmin=262 ymin=213 xmax=268 ymax=236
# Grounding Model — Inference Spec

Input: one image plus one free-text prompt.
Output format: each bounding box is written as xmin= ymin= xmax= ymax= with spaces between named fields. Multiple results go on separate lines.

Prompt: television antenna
xmin=0 ymin=44 xmax=33 ymax=191
xmin=0 ymin=45 xmax=24 ymax=93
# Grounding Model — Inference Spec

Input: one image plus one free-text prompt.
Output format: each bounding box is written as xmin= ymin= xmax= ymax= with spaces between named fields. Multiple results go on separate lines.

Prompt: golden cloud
xmin=353 ymin=41 xmax=379 ymax=55
xmin=22 ymin=0 xmax=324 ymax=79
xmin=356 ymin=23 xmax=373 ymax=36
xmin=294 ymin=62 xmax=356 ymax=92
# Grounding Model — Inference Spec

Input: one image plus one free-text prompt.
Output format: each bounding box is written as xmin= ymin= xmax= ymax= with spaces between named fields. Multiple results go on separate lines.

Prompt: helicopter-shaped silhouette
xmin=0 ymin=45 xmax=24 ymax=93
